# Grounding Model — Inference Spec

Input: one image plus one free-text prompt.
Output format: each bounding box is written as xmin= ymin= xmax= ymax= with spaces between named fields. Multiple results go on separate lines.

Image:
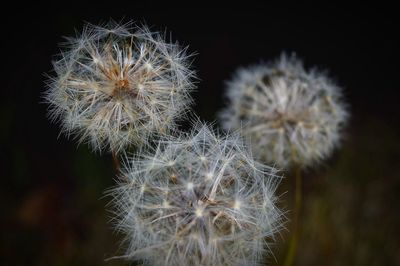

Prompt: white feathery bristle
xmin=109 ymin=123 xmax=284 ymax=265
xmin=220 ymin=53 xmax=348 ymax=168
xmin=44 ymin=20 xmax=196 ymax=152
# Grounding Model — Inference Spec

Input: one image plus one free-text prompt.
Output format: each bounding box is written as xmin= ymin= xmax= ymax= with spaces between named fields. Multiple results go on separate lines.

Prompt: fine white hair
xmin=220 ymin=53 xmax=348 ymax=168
xmin=109 ymin=123 xmax=284 ymax=265
xmin=44 ymin=20 xmax=195 ymax=153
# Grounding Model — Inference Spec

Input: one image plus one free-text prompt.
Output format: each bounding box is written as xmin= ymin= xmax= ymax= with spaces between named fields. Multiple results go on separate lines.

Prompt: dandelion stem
xmin=284 ymin=165 xmax=302 ymax=266
xmin=112 ymin=151 xmax=121 ymax=173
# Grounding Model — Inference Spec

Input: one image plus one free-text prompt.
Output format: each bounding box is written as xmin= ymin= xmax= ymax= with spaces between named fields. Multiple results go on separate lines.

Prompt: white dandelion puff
xmin=220 ymin=53 xmax=348 ymax=168
xmin=44 ymin=20 xmax=195 ymax=152
xmin=109 ymin=123 xmax=284 ymax=266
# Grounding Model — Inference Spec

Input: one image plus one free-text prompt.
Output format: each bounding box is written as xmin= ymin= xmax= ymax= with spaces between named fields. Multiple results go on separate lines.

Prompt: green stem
xmin=284 ymin=166 xmax=302 ymax=266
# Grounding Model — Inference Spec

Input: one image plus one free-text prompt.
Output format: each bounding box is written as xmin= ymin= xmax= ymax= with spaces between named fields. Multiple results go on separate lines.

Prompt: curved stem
xmin=284 ymin=166 xmax=303 ymax=266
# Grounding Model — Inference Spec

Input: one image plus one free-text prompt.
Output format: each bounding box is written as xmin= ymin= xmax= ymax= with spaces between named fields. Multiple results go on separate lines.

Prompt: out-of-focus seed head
xmin=220 ymin=54 xmax=348 ymax=168
xmin=44 ymin=20 xmax=195 ymax=152
xmin=109 ymin=124 xmax=283 ymax=265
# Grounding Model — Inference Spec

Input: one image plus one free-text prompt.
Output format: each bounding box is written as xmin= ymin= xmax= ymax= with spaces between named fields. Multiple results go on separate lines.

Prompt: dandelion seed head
xmin=44 ymin=20 xmax=195 ymax=152
xmin=220 ymin=53 xmax=348 ymax=168
xmin=110 ymin=124 xmax=283 ymax=265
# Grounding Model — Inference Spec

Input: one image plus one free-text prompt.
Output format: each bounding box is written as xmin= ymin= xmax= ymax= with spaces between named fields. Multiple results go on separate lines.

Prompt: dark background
xmin=1 ymin=4 xmax=399 ymax=266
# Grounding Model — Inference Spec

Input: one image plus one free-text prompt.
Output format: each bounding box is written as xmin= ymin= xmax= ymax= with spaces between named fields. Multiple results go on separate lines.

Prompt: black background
xmin=1 ymin=4 xmax=399 ymax=266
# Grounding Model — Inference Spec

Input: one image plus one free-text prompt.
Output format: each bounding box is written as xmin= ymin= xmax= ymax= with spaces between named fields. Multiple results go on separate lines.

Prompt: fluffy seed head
xmin=44 ymin=20 xmax=195 ymax=152
xmin=220 ymin=54 xmax=348 ymax=168
xmin=110 ymin=124 xmax=283 ymax=265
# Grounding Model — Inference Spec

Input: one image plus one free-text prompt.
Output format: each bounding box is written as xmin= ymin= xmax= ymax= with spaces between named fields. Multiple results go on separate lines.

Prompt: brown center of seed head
xmin=112 ymin=78 xmax=137 ymax=99
xmin=116 ymin=78 xmax=130 ymax=90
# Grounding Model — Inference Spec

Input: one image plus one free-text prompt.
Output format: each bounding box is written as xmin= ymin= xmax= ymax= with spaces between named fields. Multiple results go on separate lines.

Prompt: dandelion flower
xmin=220 ymin=54 xmax=348 ymax=168
xmin=44 ymin=20 xmax=195 ymax=152
xmin=110 ymin=124 xmax=283 ymax=265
